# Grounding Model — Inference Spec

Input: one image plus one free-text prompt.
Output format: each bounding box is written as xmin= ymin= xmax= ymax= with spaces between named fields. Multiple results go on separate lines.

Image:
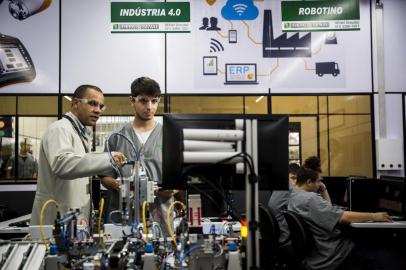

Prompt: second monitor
xmin=162 ymin=114 xmax=289 ymax=191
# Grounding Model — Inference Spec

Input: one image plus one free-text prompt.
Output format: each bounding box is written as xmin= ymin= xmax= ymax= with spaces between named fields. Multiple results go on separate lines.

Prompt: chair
xmin=259 ymin=203 xmax=280 ymax=268
xmin=282 ymin=210 xmax=314 ymax=266
xmin=259 ymin=204 xmax=302 ymax=269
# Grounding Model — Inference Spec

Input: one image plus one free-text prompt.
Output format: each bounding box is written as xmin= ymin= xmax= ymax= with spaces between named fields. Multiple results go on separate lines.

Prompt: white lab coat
xmin=30 ymin=113 xmax=114 ymax=226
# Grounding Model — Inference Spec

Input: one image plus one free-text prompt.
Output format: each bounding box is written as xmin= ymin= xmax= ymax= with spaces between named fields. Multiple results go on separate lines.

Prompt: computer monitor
xmin=321 ymin=176 xmax=348 ymax=207
xmin=346 ymin=177 xmax=380 ymax=212
xmin=162 ymin=114 xmax=289 ymax=191
xmin=377 ymin=177 xmax=405 ymax=217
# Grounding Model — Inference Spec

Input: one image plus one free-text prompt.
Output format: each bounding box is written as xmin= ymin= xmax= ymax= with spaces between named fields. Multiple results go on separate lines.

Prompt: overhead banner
xmin=281 ymin=0 xmax=360 ymax=32
xmin=111 ymin=2 xmax=190 ymax=33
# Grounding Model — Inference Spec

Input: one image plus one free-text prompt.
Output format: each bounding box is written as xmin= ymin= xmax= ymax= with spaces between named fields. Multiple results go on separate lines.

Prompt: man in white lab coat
xmin=30 ymin=85 xmax=126 ymax=227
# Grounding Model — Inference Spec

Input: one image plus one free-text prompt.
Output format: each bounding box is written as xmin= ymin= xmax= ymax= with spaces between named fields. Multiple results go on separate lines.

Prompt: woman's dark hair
xmin=303 ymin=156 xmax=321 ymax=173
xmin=296 ymin=167 xmax=319 ymax=185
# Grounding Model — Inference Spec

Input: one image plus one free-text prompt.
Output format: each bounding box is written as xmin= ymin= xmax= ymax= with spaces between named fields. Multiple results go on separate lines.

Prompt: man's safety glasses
xmin=131 ymin=96 xmax=160 ymax=105
xmin=77 ymin=98 xmax=107 ymax=112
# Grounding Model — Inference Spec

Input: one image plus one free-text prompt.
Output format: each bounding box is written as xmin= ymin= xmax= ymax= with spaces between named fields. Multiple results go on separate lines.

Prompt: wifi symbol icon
xmin=209 ymin=38 xmax=224 ymax=53
xmin=233 ymin=3 xmax=248 ymax=16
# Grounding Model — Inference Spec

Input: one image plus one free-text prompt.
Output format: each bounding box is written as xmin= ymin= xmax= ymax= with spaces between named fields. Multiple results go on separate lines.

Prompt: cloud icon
xmin=221 ymin=0 xmax=259 ymax=20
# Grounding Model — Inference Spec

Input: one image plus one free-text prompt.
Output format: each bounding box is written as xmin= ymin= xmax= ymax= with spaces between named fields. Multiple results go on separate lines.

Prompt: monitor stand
xmin=245 ymin=119 xmax=260 ymax=270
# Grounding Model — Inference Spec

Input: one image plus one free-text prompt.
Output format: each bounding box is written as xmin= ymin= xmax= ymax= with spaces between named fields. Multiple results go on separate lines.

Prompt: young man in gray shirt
xmin=288 ymin=167 xmax=390 ymax=270
xmin=101 ymin=77 xmax=176 ymax=237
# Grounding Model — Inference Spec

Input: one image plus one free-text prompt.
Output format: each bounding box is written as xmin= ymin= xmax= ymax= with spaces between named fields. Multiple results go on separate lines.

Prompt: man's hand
xmin=157 ymin=189 xmax=178 ymax=200
xmin=111 ymin=151 xmax=127 ymax=168
xmin=318 ymin=182 xmax=327 ymax=193
xmin=371 ymin=212 xmax=392 ymax=222
xmin=101 ymin=176 xmax=121 ymax=191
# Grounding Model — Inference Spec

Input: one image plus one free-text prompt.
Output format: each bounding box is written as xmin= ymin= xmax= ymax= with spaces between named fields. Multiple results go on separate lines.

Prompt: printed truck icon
xmin=316 ymin=62 xmax=340 ymax=77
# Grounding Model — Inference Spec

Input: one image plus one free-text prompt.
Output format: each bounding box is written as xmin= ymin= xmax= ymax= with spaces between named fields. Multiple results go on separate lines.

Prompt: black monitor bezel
xmin=161 ymin=113 xmax=289 ymax=191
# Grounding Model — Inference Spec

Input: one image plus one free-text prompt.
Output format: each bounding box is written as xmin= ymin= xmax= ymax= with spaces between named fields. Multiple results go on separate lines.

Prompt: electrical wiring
xmin=187 ymin=183 xmax=222 ymax=210
xmin=108 ymin=210 xmax=124 ymax=226
xmin=39 ymin=199 xmax=60 ymax=246
xmin=177 ymin=244 xmax=203 ymax=270
xmin=105 ymin=131 xmax=140 ymax=183
xmin=166 ymin=200 xmax=186 ymax=247
xmin=142 ymin=201 xmax=149 ymax=242
xmin=213 ymin=242 xmax=224 ymax=257
xmin=186 ymin=172 xmax=242 ymax=221
xmin=105 ymin=131 xmax=140 ymax=161
xmin=152 ymin=222 xmax=163 ymax=239
xmin=105 ymin=131 xmax=145 ymax=228
xmin=182 ymin=152 xmax=255 ymax=177
xmin=98 ymin=197 xmax=105 ymax=246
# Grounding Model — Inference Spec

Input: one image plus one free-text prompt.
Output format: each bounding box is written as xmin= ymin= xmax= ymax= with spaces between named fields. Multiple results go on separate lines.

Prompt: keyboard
xmin=390 ymin=215 xmax=405 ymax=222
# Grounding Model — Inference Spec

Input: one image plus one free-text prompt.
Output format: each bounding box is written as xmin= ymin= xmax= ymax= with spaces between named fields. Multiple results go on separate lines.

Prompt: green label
xmin=281 ymin=0 xmax=360 ymax=32
xmin=282 ymin=0 xmax=359 ymax=21
xmin=111 ymin=2 xmax=190 ymax=23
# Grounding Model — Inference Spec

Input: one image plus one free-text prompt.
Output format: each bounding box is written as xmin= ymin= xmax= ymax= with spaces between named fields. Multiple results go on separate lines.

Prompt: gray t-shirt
xmin=268 ymin=186 xmax=292 ymax=245
xmin=103 ymin=122 xmax=174 ymax=237
xmin=288 ymin=188 xmax=354 ymax=270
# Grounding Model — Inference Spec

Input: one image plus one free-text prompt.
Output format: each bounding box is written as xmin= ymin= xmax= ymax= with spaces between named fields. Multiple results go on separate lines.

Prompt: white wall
xmin=382 ymin=0 xmax=406 ymax=92
xmin=374 ymin=94 xmax=405 ymax=177
xmin=372 ymin=1 xmax=406 ymax=177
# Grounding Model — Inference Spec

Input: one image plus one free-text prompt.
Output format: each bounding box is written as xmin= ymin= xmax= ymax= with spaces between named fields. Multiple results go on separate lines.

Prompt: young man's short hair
xmin=289 ymin=163 xmax=300 ymax=175
xmin=130 ymin=77 xmax=161 ymax=97
xmin=296 ymin=167 xmax=319 ymax=185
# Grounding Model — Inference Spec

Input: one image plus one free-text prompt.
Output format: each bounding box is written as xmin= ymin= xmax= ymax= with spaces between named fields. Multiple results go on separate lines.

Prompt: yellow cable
xmin=39 ymin=199 xmax=60 ymax=245
xmin=142 ymin=201 xmax=149 ymax=242
xmin=166 ymin=200 xmax=186 ymax=247
xmin=22 ymin=234 xmax=30 ymax=240
xmin=98 ymin=197 xmax=105 ymax=246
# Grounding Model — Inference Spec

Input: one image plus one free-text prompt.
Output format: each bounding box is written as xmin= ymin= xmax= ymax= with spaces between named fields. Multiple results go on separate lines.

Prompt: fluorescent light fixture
xmin=255 ymin=96 xmax=264 ymax=103
xmin=64 ymin=96 xmax=72 ymax=101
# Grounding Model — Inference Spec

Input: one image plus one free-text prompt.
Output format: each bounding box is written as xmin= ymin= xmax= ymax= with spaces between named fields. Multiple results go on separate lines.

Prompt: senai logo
xmin=233 ymin=3 xmax=248 ymax=16
xmin=209 ymin=38 xmax=224 ymax=53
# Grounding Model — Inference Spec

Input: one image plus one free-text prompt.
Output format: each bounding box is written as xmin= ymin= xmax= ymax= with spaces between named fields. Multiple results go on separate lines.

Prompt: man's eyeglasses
xmin=131 ymin=96 xmax=160 ymax=105
xmin=77 ymin=98 xmax=107 ymax=112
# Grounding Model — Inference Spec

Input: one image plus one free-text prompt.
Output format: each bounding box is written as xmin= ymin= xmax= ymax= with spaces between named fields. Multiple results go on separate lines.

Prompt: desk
xmin=343 ymin=221 xmax=406 ymax=269
xmin=0 ymin=214 xmax=30 ymax=239
xmin=350 ymin=221 xmax=406 ymax=229
xmin=344 ymin=221 xmax=406 ymax=252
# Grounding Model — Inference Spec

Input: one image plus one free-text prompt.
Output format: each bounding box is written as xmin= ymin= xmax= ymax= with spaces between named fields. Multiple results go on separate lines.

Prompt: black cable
xmin=187 ymin=184 xmax=223 ymax=211
xmin=181 ymin=151 xmax=255 ymax=178
xmin=189 ymin=174 xmax=241 ymax=220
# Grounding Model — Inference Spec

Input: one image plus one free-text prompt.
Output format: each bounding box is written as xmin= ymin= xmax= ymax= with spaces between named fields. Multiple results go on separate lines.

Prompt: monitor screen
xmin=162 ymin=114 xmax=289 ymax=191
xmin=320 ymin=176 xmax=348 ymax=207
xmin=346 ymin=177 xmax=380 ymax=212
xmin=377 ymin=177 xmax=405 ymax=216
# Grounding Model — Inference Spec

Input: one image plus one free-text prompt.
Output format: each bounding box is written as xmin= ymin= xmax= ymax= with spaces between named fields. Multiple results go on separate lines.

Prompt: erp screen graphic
xmin=225 ymin=63 xmax=258 ymax=84
xmin=0 ymin=33 xmax=36 ymax=87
